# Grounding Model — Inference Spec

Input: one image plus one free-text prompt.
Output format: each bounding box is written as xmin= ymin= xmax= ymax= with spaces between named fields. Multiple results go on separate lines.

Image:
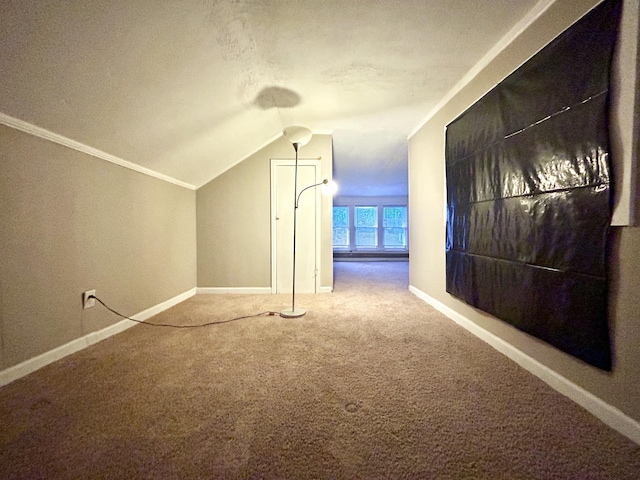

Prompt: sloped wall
xmin=196 ymin=134 xmax=333 ymax=290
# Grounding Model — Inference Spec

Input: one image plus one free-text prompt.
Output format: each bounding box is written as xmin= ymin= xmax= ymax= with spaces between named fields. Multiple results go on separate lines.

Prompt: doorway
xmin=271 ymin=159 xmax=321 ymax=293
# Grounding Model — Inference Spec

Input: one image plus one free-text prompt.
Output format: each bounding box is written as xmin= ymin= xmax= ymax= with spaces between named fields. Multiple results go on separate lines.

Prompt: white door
xmin=271 ymin=160 xmax=320 ymax=294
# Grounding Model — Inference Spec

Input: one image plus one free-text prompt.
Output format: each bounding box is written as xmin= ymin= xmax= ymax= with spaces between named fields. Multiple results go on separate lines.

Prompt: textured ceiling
xmin=0 ymin=0 xmax=541 ymax=192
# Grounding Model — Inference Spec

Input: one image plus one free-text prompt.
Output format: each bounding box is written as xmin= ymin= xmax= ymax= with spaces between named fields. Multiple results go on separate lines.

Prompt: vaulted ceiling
xmin=0 ymin=0 xmax=541 ymax=193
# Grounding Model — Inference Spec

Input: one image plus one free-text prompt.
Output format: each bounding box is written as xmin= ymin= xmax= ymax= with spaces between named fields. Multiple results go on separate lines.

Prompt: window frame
xmin=354 ymin=205 xmax=379 ymax=249
xmin=332 ymin=205 xmax=350 ymax=249
xmin=382 ymin=205 xmax=408 ymax=250
xmin=332 ymin=197 xmax=408 ymax=253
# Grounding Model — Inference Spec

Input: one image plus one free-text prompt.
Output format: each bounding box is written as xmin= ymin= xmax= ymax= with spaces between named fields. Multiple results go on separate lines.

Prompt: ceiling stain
xmin=0 ymin=0 xmax=543 ymax=190
xmin=253 ymin=86 xmax=301 ymax=110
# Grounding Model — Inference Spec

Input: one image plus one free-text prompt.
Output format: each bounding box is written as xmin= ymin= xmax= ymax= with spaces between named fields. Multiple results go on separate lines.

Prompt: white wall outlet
xmin=83 ymin=290 xmax=96 ymax=309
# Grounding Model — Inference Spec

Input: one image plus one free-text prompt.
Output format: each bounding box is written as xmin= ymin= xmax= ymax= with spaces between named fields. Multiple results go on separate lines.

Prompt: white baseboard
xmin=409 ymin=285 xmax=640 ymax=446
xmin=0 ymin=288 xmax=197 ymax=388
xmin=196 ymin=287 xmax=272 ymax=294
xmin=197 ymin=286 xmax=332 ymax=294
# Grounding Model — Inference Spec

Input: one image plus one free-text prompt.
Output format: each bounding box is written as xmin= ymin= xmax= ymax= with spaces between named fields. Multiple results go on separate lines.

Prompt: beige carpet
xmin=1 ymin=261 xmax=639 ymax=479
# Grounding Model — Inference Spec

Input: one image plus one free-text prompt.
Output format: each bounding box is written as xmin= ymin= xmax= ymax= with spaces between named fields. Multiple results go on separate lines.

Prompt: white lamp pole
xmin=279 ymin=127 xmax=337 ymax=318
xmin=281 ymin=126 xmax=313 ymax=318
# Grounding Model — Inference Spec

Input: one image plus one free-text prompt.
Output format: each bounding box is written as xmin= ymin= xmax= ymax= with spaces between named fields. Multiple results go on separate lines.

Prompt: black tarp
xmin=445 ymin=0 xmax=621 ymax=370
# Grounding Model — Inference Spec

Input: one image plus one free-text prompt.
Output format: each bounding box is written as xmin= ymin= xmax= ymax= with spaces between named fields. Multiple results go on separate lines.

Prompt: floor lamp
xmin=280 ymin=126 xmax=324 ymax=319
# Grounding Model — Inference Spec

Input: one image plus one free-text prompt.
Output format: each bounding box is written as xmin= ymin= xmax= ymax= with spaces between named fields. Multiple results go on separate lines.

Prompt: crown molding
xmin=408 ymin=0 xmax=556 ymax=139
xmin=195 ymin=128 xmax=334 ymax=189
xmin=0 ymin=112 xmax=196 ymax=190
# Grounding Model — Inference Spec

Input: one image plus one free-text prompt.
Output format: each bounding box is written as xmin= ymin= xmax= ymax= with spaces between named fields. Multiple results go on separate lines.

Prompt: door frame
xmin=270 ymin=159 xmax=322 ymax=294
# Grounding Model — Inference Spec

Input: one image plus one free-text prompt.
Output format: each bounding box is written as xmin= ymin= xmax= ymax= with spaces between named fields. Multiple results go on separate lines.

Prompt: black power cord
xmin=89 ymin=295 xmax=281 ymax=328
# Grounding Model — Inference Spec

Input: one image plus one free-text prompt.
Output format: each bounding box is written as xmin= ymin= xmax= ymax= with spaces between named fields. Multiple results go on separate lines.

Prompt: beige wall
xmin=197 ymin=134 xmax=333 ymax=290
xmin=408 ymin=0 xmax=640 ymax=423
xmin=0 ymin=126 xmax=197 ymax=370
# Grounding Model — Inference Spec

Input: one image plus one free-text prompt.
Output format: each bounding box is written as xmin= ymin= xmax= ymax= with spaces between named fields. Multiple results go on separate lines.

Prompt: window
xmin=332 ymin=206 xmax=349 ymax=248
xmin=333 ymin=199 xmax=408 ymax=253
xmin=355 ymin=206 xmax=378 ymax=248
xmin=383 ymin=206 xmax=407 ymax=248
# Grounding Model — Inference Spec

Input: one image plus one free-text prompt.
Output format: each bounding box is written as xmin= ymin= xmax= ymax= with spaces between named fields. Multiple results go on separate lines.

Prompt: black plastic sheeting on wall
xmin=445 ymin=0 xmax=621 ymax=370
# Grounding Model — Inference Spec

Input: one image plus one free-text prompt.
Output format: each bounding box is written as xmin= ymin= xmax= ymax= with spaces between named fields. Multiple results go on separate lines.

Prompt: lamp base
xmin=280 ymin=308 xmax=306 ymax=318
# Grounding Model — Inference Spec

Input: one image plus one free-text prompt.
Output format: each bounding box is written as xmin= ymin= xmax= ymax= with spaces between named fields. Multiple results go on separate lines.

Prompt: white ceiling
xmin=0 ymin=0 xmax=541 ymax=193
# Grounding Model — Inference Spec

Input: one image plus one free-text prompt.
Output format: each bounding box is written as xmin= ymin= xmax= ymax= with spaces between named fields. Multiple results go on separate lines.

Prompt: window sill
xmin=333 ymin=251 xmax=409 ymax=261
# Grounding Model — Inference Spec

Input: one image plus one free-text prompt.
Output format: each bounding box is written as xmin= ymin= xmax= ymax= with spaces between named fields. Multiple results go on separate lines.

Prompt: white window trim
xmin=333 ymin=196 xmax=408 ymax=253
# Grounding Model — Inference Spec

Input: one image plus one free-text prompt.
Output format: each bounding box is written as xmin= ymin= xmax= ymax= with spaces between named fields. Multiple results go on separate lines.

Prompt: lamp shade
xmin=282 ymin=126 xmax=312 ymax=146
xmin=322 ymin=179 xmax=338 ymax=196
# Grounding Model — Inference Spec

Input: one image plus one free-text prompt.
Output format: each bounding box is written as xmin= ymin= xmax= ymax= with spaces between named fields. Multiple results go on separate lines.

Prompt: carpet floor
xmin=1 ymin=261 xmax=639 ymax=479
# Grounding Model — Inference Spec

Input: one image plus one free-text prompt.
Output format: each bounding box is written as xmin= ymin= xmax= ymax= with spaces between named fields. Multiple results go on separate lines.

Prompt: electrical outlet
xmin=83 ymin=290 xmax=96 ymax=309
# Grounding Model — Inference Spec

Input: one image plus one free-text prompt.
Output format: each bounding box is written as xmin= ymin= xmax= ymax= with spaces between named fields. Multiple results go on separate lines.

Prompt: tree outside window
xmin=332 ymin=206 xmax=349 ymax=248
xmin=383 ymin=206 xmax=407 ymax=248
xmin=355 ymin=206 xmax=378 ymax=248
xmin=332 ymin=201 xmax=408 ymax=252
